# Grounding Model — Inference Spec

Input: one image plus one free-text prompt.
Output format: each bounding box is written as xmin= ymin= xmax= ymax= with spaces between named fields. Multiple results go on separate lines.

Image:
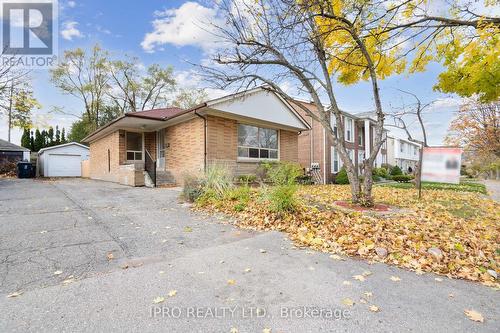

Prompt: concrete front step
xmin=156 ymin=170 xmax=175 ymax=186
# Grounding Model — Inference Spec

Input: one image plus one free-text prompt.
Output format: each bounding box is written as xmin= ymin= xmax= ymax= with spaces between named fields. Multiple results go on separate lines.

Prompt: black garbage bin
xmin=17 ymin=162 xmax=34 ymax=178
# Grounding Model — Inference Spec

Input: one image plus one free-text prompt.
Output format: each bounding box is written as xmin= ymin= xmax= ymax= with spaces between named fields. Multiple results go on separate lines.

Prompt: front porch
xmin=120 ymin=129 xmax=173 ymax=187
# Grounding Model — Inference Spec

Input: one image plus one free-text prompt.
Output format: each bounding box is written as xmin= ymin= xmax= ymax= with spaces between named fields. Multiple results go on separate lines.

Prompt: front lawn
xmin=378 ymin=180 xmax=487 ymax=194
xmin=197 ymin=184 xmax=500 ymax=286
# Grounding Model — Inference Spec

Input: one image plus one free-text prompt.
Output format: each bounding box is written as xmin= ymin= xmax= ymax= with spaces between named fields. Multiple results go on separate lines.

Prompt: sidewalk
xmin=482 ymin=180 xmax=500 ymax=201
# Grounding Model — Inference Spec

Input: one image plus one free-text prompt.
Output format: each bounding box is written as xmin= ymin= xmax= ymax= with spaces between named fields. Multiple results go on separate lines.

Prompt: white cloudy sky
xmin=1 ymin=0 xmax=486 ymax=146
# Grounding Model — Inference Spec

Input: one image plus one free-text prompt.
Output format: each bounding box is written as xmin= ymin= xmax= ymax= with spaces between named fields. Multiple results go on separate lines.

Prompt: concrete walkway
xmin=0 ymin=179 xmax=498 ymax=332
xmin=482 ymin=179 xmax=500 ymax=201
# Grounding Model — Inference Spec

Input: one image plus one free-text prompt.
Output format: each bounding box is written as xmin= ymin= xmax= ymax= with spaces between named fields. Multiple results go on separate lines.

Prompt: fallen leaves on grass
xmin=196 ymin=184 xmax=500 ymax=285
xmin=464 ymin=309 xmax=484 ymax=322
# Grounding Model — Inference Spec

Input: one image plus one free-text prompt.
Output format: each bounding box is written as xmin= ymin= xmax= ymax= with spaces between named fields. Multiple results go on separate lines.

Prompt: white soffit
xmin=207 ymin=89 xmax=308 ymax=130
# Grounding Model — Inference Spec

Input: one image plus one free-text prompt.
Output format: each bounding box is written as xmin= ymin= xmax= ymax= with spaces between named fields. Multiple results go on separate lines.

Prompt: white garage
xmin=38 ymin=142 xmax=89 ymax=177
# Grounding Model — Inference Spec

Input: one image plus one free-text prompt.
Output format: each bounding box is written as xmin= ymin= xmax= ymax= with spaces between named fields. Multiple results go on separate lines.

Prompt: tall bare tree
xmin=50 ymin=45 xmax=110 ymax=130
xmin=200 ymin=0 xmax=400 ymax=205
xmin=108 ymin=58 xmax=176 ymax=113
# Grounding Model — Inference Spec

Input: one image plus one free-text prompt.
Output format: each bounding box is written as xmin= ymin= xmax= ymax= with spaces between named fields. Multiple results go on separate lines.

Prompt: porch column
xmin=364 ymin=120 xmax=370 ymax=158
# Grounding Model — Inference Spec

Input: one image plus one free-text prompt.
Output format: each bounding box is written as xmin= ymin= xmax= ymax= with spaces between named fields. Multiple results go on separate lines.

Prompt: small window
xmin=345 ymin=118 xmax=354 ymax=142
xmin=238 ymin=124 xmax=278 ymax=160
xmin=358 ymin=128 xmax=363 ymax=146
xmin=332 ymin=147 xmax=339 ymax=173
xmin=126 ymin=132 xmax=143 ymax=161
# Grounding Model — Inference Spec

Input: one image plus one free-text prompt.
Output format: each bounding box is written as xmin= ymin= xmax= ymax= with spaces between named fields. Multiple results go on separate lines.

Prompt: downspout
xmin=194 ymin=111 xmax=207 ymax=172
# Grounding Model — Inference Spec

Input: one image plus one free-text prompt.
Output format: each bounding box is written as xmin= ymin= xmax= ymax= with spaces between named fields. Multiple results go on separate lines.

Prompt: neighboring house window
xmin=332 ymin=147 xmax=339 ymax=173
xmin=347 ymin=148 xmax=354 ymax=161
xmin=331 ymin=117 xmax=338 ymax=138
xmin=126 ymin=132 xmax=143 ymax=161
xmin=358 ymin=128 xmax=363 ymax=146
xmin=400 ymin=142 xmax=405 ymax=153
xmin=238 ymin=124 xmax=278 ymax=160
xmin=414 ymin=146 xmax=418 ymax=155
xmin=345 ymin=118 xmax=354 ymax=142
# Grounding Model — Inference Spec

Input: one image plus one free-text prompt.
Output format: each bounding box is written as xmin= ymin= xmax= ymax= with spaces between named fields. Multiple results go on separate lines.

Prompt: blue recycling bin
xmin=17 ymin=162 xmax=34 ymax=178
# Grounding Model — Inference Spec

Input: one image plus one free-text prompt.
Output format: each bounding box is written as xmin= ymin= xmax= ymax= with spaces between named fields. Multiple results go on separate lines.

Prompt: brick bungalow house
xmin=292 ymin=102 xmax=387 ymax=184
xmin=82 ymin=87 xmax=310 ymax=186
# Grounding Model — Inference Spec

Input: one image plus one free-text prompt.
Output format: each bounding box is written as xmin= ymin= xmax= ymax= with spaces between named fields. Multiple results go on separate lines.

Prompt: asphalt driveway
xmin=0 ymin=179 xmax=498 ymax=332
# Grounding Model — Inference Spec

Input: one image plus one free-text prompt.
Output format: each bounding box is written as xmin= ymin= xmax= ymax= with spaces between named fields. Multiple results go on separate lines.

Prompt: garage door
xmin=47 ymin=154 xmax=81 ymax=177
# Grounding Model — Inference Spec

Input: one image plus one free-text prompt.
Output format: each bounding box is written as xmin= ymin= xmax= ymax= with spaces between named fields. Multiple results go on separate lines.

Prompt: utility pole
xmin=7 ymin=80 xmax=13 ymax=142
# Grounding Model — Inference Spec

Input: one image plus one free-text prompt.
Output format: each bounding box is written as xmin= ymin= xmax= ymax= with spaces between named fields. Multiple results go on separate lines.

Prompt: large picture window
xmin=238 ymin=124 xmax=278 ymax=160
xmin=126 ymin=132 xmax=143 ymax=161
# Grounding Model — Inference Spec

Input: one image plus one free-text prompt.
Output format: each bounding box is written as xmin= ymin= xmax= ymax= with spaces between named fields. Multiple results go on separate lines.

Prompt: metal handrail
xmin=145 ymin=149 xmax=156 ymax=187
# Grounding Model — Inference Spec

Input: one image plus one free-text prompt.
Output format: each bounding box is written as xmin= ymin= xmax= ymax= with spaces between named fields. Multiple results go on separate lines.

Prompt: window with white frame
xmin=332 ymin=147 xmax=340 ymax=173
xmin=414 ymin=145 xmax=418 ymax=155
xmin=345 ymin=118 xmax=354 ymax=142
xmin=126 ymin=132 xmax=142 ymax=161
xmin=237 ymin=124 xmax=278 ymax=160
xmin=358 ymin=128 xmax=363 ymax=146
xmin=400 ymin=142 xmax=405 ymax=153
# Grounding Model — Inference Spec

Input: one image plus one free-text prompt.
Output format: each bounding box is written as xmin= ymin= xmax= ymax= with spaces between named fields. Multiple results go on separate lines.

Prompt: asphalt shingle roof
xmin=0 ymin=138 xmax=30 ymax=152
xmin=129 ymin=107 xmax=186 ymax=120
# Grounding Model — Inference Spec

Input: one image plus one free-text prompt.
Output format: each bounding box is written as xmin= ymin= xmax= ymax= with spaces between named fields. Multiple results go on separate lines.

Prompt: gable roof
xmin=205 ymin=86 xmax=310 ymax=130
xmin=83 ymin=87 xmax=310 ymax=143
xmin=0 ymin=138 xmax=30 ymax=152
xmin=38 ymin=142 xmax=89 ymax=155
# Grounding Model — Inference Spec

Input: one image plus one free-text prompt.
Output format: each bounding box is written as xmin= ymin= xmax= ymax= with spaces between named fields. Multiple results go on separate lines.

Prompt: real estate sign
xmin=421 ymin=147 xmax=462 ymax=184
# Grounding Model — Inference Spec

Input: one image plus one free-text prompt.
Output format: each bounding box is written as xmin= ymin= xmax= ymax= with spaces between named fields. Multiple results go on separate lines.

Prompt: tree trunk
xmin=361 ymin=162 xmax=375 ymax=206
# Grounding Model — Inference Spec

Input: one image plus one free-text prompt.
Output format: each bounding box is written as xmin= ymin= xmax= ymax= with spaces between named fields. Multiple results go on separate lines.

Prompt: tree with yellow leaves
xmin=201 ymin=0 xmax=498 ymax=205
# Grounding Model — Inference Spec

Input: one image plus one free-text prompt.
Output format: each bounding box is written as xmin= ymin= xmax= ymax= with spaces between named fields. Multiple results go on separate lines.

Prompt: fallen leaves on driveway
xmin=106 ymin=253 xmax=114 ymax=260
xmin=342 ymin=298 xmax=354 ymax=307
xmin=369 ymin=305 xmax=380 ymax=312
xmin=7 ymin=291 xmax=23 ymax=298
xmin=168 ymin=290 xmax=177 ymax=297
xmin=390 ymin=276 xmax=401 ymax=282
xmin=153 ymin=296 xmax=165 ymax=304
xmin=464 ymin=309 xmax=484 ymax=322
xmin=196 ymin=185 xmax=500 ymax=285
